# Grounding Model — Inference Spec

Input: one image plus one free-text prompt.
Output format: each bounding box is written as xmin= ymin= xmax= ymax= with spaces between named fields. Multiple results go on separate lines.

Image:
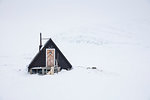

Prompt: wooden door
xmin=46 ymin=49 xmax=55 ymax=67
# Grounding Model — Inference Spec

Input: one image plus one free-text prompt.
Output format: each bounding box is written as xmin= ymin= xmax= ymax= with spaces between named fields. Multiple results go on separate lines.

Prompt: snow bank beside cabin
xmin=0 ymin=44 xmax=150 ymax=100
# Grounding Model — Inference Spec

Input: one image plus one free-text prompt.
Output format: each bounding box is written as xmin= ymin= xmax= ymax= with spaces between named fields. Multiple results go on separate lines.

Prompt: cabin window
xmin=37 ymin=69 xmax=42 ymax=74
xmin=32 ymin=69 xmax=37 ymax=74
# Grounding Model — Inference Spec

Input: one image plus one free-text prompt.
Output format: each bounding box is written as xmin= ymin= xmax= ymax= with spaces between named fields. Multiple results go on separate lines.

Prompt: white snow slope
xmin=0 ymin=0 xmax=150 ymax=100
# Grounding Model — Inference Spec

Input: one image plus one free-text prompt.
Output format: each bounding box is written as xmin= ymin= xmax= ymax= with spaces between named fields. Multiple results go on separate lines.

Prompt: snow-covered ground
xmin=0 ymin=0 xmax=150 ymax=100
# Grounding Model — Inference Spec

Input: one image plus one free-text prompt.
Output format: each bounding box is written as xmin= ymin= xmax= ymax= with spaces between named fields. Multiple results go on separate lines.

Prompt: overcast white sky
xmin=0 ymin=0 xmax=150 ymax=56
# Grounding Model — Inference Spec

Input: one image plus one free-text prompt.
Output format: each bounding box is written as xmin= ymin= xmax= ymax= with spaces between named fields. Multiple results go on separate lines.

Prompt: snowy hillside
xmin=0 ymin=0 xmax=150 ymax=100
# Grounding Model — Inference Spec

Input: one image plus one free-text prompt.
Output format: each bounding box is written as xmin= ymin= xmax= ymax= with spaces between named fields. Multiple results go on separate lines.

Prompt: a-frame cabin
xmin=28 ymin=37 xmax=72 ymax=75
